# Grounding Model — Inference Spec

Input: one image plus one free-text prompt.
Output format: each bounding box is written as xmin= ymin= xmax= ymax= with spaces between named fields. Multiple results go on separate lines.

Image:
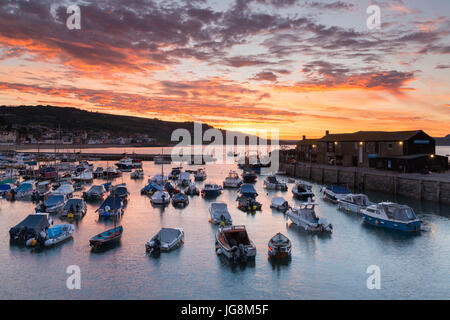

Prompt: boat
xmin=130 ymin=168 xmax=144 ymax=179
xmin=286 ymin=199 xmax=333 ymax=232
xmin=172 ymin=193 xmax=189 ymax=208
xmin=209 ymin=202 xmax=232 ymax=225
xmin=62 ymin=198 xmax=87 ymax=218
xmin=194 ymin=168 xmax=207 ymax=181
xmin=141 ymin=182 xmax=163 ymax=195
xmin=222 ymin=171 xmax=243 ymax=188
xmin=83 ymin=185 xmax=106 ymax=201
xmin=72 ymin=171 xmax=93 ymax=183
xmin=270 ymin=197 xmax=290 ymax=213
xmin=337 ymin=194 xmax=374 ymax=214
xmin=201 ymin=183 xmax=222 ymax=198
xmin=103 ymin=182 xmax=112 ymax=191
xmin=177 ymin=171 xmax=191 ymax=187
xmin=263 ymin=175 xmax=288 ymax=191
xmin=242 ymin=169 xmax=257 ymax=183
xmin=43 ymin=224 xmax=75 ymax=247
xmin=237 ymin=196 xmax=262 ymax=212
xmin=39 ymin=166 xmax=58 ymax=180
xmin=73 ymin=182 xmax=85 ymax=191
xmin=89 ymin=225 xmax=123 ymax=249
xmin=9 ymin=213 xmax=51 ymax=244
xmin=292 ymin=182 xmax=315 ymax=200
xmin=10 ymin=180 xmax=35 ymax=200
xmin=268 ymin=233 xmax=292 ymax=259
xmin=164 ymin=181 xmax=180 ymax=196
xmin=168 ymin=167 xmax=183 ymax=180
xmin=149 ymin=174 xmax=167 ymax=185
xmin=151 ymin=190 xmax=170 ymax=205
xmin=104 ymin=166 xmax=121 ymax=178
xmin=215 ymin=225 xmax=257 ymax=263
xmin=93 ymin=167 xmax=104 ymax=178
xmin=361 ymin=202 xmax=422 ymax=232
xmin=33 ymin=180 xmax=51 ymax=200
xmin=184 ymin=183 xmax=200 ymax=196
xmin=321 ymin=185 xmax=351 ymax=204
xmin=115 ymin=157 xmax=142 ymax=170
xmin=145 ymin=228 xmax=184 ymax=253
xmin=36 ymin=194 xmax=67 ymax=214
xmin=111 ymin=184 xmax=129 ymax=202
xmin=238 ymin=184 xmax=258 ymax=199
xmin=52 ymin=182 xmax=74 ymax=199
xmin=96 ymin=195 xmax=124 ymax=218
xmin=0 ymin=183 xmax=11 ymax=199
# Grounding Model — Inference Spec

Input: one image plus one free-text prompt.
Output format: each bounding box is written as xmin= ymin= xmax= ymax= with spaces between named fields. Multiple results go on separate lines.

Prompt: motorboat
xmin=292 ymin=182 xmax=315 ymax=200
xmin=321 ymin=185 xmax=351 ymax=204
xmin=194 ymin=168 xmax=207 ymax=181
xmin=361 ymin=202 xmax=421 ymax=232
xmin=115 ymin=157 xmax=142 ymax=170
xmin=242 ymin=169 xmax=257 ymax=183
xmin=177 ymin=172 xmax=191 ymax=188
xmin=0 ymin=183 xmax=11 ymax=199
xmin=215 ymin=225 xmax=256 ymax=263
xmin=222 ymin=171 xmax=242 ymax=188
xmin=270 ymin=197 xmax=290 ymax=213
xmin=89 ymin=225 xmax=123 ymax=249
xmin=103 ymin=182 xmax=112 ymax=191
xmin=337 ymin=194 xmax=374 ymax=214
xmin=39 ymin=166 xmax=58 ymax=180
xmin=9 ymin=213 xmax=51 ymax=244
xmin=83 ymin=185 xmax=106 ymax=201
xmin=36 ymin=194 xmax=67 ymax=214
xmin=61 ymin=198 xmax=87 ymax=218
xmin=145 ymin=228 xmax=184 ymax=253
xmin=286 ymin=199 xmax=332 ymax=232
xmin=184 ymin=183 xmax=200 ymax=196
xmin=164 ymin=181 xmax=180 ymax=196
xmin=172 ymin=193 xmax=189 ymax=208
xmin=10 ymin=180 xmax=35 ymax=200
xmin=72 ymin=171 xmax=93 ymax=183
xmin=141 ymin=182 xmax=163 ymax=195
xmin=263 ymin=175 xmax=288 ymax=191
xmin=209 ymin=202 xmax=232 ymax=225
xmin=52 ymin=182 xmax=74 ymax=199
xmin=33 ymin=180 xmax=51 ymax=200
xmin=104 ymin=166 xmax=121 ymax=178
xmin=111 ymin=184 xmax=129 ymax=202
xmin=151 ymin=190 xmax=170 ymax=205
xmin=73 ymin=182 xmax=85 ymax=191
xmin=168 ymin=167 xmax=183 ymax=180
xmin=93 ymin=167 xmax=104 ymax=178
xmin=131 ymin=169 xmax=144 ymax=179
xmin=238 ymin=184 xmax=258 ymax=199
xmin=42 ymin=224 xmax=75 ymax=247
xmin=96 ymin=195 xmax=124 ymax=218
xmin=237 ymin=196 xmax=262 ymax=212
xmin=201 ymin=184 xmax=222 ymax=198
xmin=149 ymin=174 xmax=167 ymax=185
xmin=268 ymin=233 xmax=292 ymax=259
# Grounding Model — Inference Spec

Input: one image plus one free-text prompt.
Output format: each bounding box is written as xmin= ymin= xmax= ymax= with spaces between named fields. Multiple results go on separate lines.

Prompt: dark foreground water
xmin=0 ymin=161 xmax=449 ymax=299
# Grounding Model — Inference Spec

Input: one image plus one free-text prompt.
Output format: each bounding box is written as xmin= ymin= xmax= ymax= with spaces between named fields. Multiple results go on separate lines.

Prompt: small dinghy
xmin=263 ymin=175 xmax=288 ymax=191
xmin=337 ymin=193 xmax=373 ymax=214
xmin=43 ymin=224 xmax=74 ymax=247
xmin=89 ymin=225 xmax=123 ymax=249
xmin=215 ymin=225 xmax=256 ymax=263
xmin=268 ymin=233 xmax=292 ymax=259
xmin=292 ymin=182 xmax=314 ymax=200
xmin=222 ymin=170 xmax=243 ymax=188
xmin=184 ymin=183 xmax=200 ymax=196
xmin=286 ymin=199 xmax=332 ymax=232
xmin=145 ymin=228 xmax=184 ymax=253
xmin=172 ymin=193 xmax=189 ymax=208
xmin=270 ymin=197 xmax=290 ymax=213
xmin=237 ymin=196 xmax=262 ymax=212
xmin=130 ymin=168 xmax=144 ymax=179
xmin=194 ymin=168 xmax=207 ymax=181
xmin=209 ymin=202 xmax=232 ymax=225
xmin=151 ymin=190 xmax=170 ymax=205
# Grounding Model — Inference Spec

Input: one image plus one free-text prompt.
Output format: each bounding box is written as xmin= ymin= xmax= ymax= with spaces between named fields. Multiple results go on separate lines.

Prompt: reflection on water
xmin=0 ymin=160 xmax=449 ymax=299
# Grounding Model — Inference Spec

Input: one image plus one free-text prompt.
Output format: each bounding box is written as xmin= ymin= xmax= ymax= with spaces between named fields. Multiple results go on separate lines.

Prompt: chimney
xmin=302 ymin=135 xmax=306 ymax=140
xmin=326 ymin=130 xmax=329 ymax=135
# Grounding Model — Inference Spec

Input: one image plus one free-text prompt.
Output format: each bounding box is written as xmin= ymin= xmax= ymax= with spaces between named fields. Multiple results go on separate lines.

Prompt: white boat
xmin=115 ymin=157 xmax=142 ymax=170
xmin=93 ymin=167 xmax=104 ymax=178
xmin=222 ymin=171 xmax=243 ymax=188
xmin=270 ymin=197 xmax=290 ymax=213
xmin=83 ymin=185 xmax=106 ymax=200
xmin=149 ymin=174 xmax=167 ymax=185
xmin=34 ymin=180 xmax=51 ymax=200
xmin=209 ymin=202 xmax=232 ymax=225
xmin=337 ymin=194 xmax=374 ymax=214
xmin=43 ymin=224 xmax=74 ymax=247
xmin=215 ymin=225 xmax=256 ymax=263
xmin=72 ymin=171 xmax=93 ymax=182
xmin=321 ymin=185 xmax=351 ymax=204
xmin=61 ymin=198 xmax=87 ymax=218
xmin=292 ymin=182 xmax=315 ymax=200
xmin=361 ymin=202 xmax=422 ymax=232
xmin=268 ymin=233 xmax=292 ymax=259
xmin=177 ymin=171 xmax=191 ymax=187
xmin=104 ymin=166 xmax=121 ymax=178
xmin=286 ymin=199 xmax=332 ymax=232
xmin=130 ymin=169 xmax=144 ymax=179
xmin=11 ymin=180 xmax=35 ymax=199
xmin=194 ymin=168 xmax=207 ymax=181
xmin=52 ymin=183 xmax=74 ymax=199
xmin=264 ymin=175 xmax=288 ymax=191
xmin=151 ymin=190 xmax=170 ymax=205
xmin=146 ymin=228 xmax=184 ymax=253
xmin=36 ymin=194 xmax=67 ymax=214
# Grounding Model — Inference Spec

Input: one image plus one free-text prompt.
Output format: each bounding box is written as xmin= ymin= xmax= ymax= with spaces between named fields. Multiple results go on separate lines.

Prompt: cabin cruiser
xmin=321 ymin=185 xmax=351 ymax=204
xmin=237 ymin=196 xmax=262 ymax=212
xmin=9 ymin=213 xmax=51 ymax=244
xmin=52 ymin=182 xmax=74 ymax=199
xmin=96 ymin=195 xmax=124 ymax=218
xmin=168 ymin=167 xmax=183 ymax=180
xmin=268 ymin=233 xmax=292 ymax=259
xmin=209 ymin=202 xmax=232 ymax=225
xmin=184 ymin=183 xmax=200 ymax=196
xmin=286 ymin=199 xmax=332 ymax=232
xmin=270 ymin=197 xmax=290 ymax=213
xmin=104 ymin=166 xmax=121 ymax=178
xmin=33 ymin=181 xmax=51 ymax=200
xmin=62 ymin=198 xmax=87 ymax=218
xmin=177 ymin=172 xmax=191 ymax=188
xmin=215 ymin=225 xmax=256 ymax=263
xmin=242 ymin=169 xmax=257 ymax=183
xmin=149 ymin=174 xmax=167 ymax=185
xmin=292 ymin=182 xmax=315 ymax=200
xmin=72 ymin=171 xmax=93 ymax=183
xmin=36 ymin=194 xmax=67 ymax=214
xmin=201 ymin=184 xmax=222 ymax=198
xmin=115 ymin=157 xmax=142 ymax=170
xmin=130 ymin=168 xmax=144 ymax=179
xmin=222 ymin=171 xmax=243 ymax=188
xmin=172 ymin=193 xmax=189 ymax=208
xmin=337 ymin=194 xmax=373 ymax=214
xmin=238 ymin=184 xmax=258 ymax=199
xmin=263 ymin=175 xmax=288 ymax=191
xmin=194 ymin=168 xmax=207 ymax=181
xmin=151 ymin=190 xmax=170 ymax=205
xmin=361 ymin=202 xmax=421 ymax=232
xmin=93 ymin=167 xmax=104 ymax=178
xmin=146 ymin=228 xmax=184 ymax=253
xmin=83 ymin=185 xmax=106 ymax=201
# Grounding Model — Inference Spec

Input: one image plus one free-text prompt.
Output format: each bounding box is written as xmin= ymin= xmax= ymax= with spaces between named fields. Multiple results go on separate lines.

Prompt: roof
xmin=11 ymin=214 xmax=49 ymax=232
xmin=296 ymin=139 xmax=319 ymax=146
xmin=319 ymin=130 xmax=429 ymax=142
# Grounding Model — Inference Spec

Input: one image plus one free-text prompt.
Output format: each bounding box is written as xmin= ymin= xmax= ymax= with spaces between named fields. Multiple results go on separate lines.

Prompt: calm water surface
xmin=0 ymin=161 xmax=449 ymax=299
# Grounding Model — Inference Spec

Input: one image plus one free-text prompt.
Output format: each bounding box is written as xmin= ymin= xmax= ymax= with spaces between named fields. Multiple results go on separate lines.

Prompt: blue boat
xmin=0 ymin=183 xmax=11 ymax=198
xmin=361 ymin=202 xmax=421 ymax=232
xmin=164 ymin=181 xmax=179 ymax=196
xmin=102 ymin=182 xmax=112 ymax=192
xmin=239 ymin=184 xmax=258 ymax=199
xmin=96 ymin=195 xmax=124 ymax=218
xmin=89 ymin=226 xmax=123 ymax=249
xmin=201 ymin=184 xmax=222 ymax=198
xmin=322 ymin=185 xmax=351 ymax=204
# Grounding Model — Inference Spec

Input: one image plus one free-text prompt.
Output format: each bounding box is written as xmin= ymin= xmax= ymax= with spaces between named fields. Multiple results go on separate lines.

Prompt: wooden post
xmin=436 ymin=181 xmax=441 ymax=203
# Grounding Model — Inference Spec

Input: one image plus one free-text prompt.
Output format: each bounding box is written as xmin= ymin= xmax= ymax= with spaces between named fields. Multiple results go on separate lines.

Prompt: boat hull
xmin=89 ymin=226 xmax=123 ymax=248
xmin=362 ymin=214 xmax=421 ymax=232
xmin=338 ymin=201 xmax=363 ymax=214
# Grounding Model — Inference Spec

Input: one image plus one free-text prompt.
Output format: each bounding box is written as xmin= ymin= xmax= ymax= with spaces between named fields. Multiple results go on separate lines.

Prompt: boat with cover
xmin=149 ymin=174 xmax=167 ymax=185
xmin=184 ymin=183 xmax=200 ymax=196
xmin=209 ymin=202 xmax=232 ymax=225
xmin=270 ymin=197 xmax=290 ymax=213
xmin=168 ymin=167 xmax=183 ymax=180
xmin=151 ymin=190 xmax=170 ymax=205
xmin=268 ymin=233 xmax=292 ymax=259
xmin=93 ymin=167 xmax=104 ymax=178
xmin=215 ymin=225 xmax=256 ymax=263
xmin=238 ymin=184 xmax=258 ymax=199
xmin=177 ymin=172 xmax=191 ymax=187
xmin=11 ymin=180 xmax=35 ymax=199
xmin=9 ymin=213 xmax=51 ymax=244
xmin=62 ymin=198 xmax=87 ymax=218
xmin=222 ymin=171 xmax=242 ymax=188
xmin=292 ymin=182 xmax=315 ymax=200
xmin=104 ymin=166 xmax=121 ymax=178
xmin=111 ymin=184 xmax=129 ymax=202
xmin=131 ymin=168 xmax=144 ymax=179
xmin=141 ymin=182 xmax=163 ymax=195
xmin=237 ymin=196 xmax=262 ymax=212
xmin=164 ymin=181 xmax=180 ymax=196
xmin=172 ymin=193 xmax=189 ymax=208
xmin=36 ymin=194 xmax=66 ymax=214
xmin=242 ymin=169 xmax=257 ymax=183
xmin=286 ymin=199 xmax=332 ymax=232
xmin=145 ymin=228 xmax=184 ymax=253
xmin=42 ymin=224 xmax=75 ymax=247
xmin=52 ymin=183 xmax=74 ymax=199
xmin=361 ymin=202 xmax=421 ymax=232
xmin=96 ymin=195 xmax=124 ymax=218
xmin=72 ymin=171 xmax=93 ymax=183
xmin=321 ymin=185 xmax=351 ymax=204
xmin=264 ymin=175 xmax=288 ymax=191
xmin=337 ymin=194 xmax=373 ymax=214
xmin=83 ymin=185 xmax=106 ymax=200
xmin=194 ymin=168 xmax=207 ymax=181
xmin=201 ymin=183 xmax=222 ymax=198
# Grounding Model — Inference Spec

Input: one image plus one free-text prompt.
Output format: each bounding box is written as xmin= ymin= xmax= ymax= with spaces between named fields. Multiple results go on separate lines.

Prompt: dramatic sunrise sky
xmin=0 ymin=0 xmax=449 ymax=139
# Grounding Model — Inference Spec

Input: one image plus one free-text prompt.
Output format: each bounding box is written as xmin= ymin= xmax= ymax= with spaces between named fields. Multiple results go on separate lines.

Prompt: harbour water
xmin=1 ymin=160 xmax=449 ymax=299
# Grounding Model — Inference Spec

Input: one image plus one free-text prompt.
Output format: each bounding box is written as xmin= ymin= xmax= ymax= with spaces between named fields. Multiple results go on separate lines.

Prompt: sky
xmin=0 ymin=0 xmax=449 ymax=139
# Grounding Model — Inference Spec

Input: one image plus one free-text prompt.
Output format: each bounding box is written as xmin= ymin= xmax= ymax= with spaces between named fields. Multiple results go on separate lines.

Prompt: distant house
xmin=0 ymin=131 xmax=17 ymax=144
xmin=295 ymin=135 xmax=319 ymax=163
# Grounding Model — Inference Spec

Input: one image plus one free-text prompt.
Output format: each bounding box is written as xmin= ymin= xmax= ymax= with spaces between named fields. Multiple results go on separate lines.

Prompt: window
xmin=388 ymin=143 xmax=393 ymax=150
